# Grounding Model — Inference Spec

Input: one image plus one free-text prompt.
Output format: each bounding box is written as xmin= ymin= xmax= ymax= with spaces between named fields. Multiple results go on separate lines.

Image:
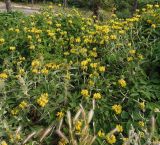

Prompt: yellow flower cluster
xmin=139 ymin=102 xmax=145 ymax=111
xmin=81 ymin=89 xmax=89 ymax=98
xmin=116 ymin=124 xmax=123 ymax=132
xmin=11 ymin=108 xmax=19 ymax=116
xmin=129 ymin=49 xmax=136 ymax=55
xmin=118 ymin=79 xmax=127 ymax=88
xmin=41 ymin=68 xmax=49 ymax=75
xmin=37 ymin=93 xmax=49 ymax=107
xmin=1 ymin=141 xmax=7 ymax=145
xmin=19 ymin=101 xmax=28 ymax=109
xmin=58 ymin=138 xmax=67 ymax=145
xmin=31 ymin=59 xmax=50 ymax=75
xmin=93 ymin=93 xmax=102 ymax=100
xmin=18 ymin=68 xmax=25 ymax=75
xmin=122 ymin=137 xmax=128 ymax=145
xmin=0 ymin=73 xmax=8 ymax=80
xmin=75 ymin=120 xmax=82 ymax=132
xmin=98 ymin=130 xmax=105 ymax=137
xmin=81 ymin=59 xmax=90 ymax=70
xmin=0 ymin=38 xmax=5 ymax=44
xmin=31 ymin=59 xmax=41 ymax=68
xmin=56 ymin=111 xmax=64 ymax=119
xmin=138 ymin=121 xmax=145 ymax=127
xmin=9 ymin=46 xmax=16 ymax=51
xmin=138 ymin=54 xmax=144 ymax=60
xmin=112 ymin=104 xmax=122 ymax=114
xmin=139 ymin=131 xmax=145 ymax=138
xmin=151 ymin=24 xmax=156 ymax=28
xmin=106 ymin=134 xmax=116 ymax=144
xmin=127 ymin=56 xmax=133 ymax=62
xmin=45 ymin=62 xmax=60 ymax=70
xmin=99 ymin=66 xmax=105 ymax=72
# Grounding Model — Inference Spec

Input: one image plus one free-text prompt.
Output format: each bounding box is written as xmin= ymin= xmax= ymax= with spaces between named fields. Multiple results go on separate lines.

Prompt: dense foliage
xmin=0 ymin=3 xmax=160 ymax=145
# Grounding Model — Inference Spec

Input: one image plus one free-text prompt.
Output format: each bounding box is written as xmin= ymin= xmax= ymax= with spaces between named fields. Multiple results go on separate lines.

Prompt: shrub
xmin=0 ymin=4 xmax=160 ymax=144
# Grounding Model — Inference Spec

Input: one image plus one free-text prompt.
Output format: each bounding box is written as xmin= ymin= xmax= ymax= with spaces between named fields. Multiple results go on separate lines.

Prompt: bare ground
xmin=0 ymin=2 xmax=40 ymax=14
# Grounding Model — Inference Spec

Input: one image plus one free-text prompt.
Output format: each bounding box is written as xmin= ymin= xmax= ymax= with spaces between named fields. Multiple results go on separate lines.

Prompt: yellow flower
xmin=19 ymin=68 xmax=25 ymax=75
xmin=37 ymin=93 xmax=49 ymax=107
xmin=41 ymin=68 xmax=49 ymax=75
xmin=68 ymin=20 xmax=73 ymax=24
xmin=56 ymin=111 xmax=64 ymax=119
xmin=138 ymin=121 xmax=145 ymax=127
xmin=9 ymin=46 xmax=16 ymax=51
xmin=112 ymin=104 xmax=122 ymax=114
xmin=64 ymin=51 xmax=70 ymax=56
xmin=48 ymin=5 xmax=53 ymax=9
xmin=88 ymin=80 xmax=94 ymax=87
xmin=9 ymin=27 xmax=14 ymax=31
xmin=119 ymin=30 xmax=125 ymax=34
xmin=118 ymin=79 xmax=126 ymax=88
xmin=128 ymin=43 xmax=132 ymax=47
xmin=0 ymin=38 xmax=5 ymax=44
xmin=27 ymin=35 xmax=32 ymax=40
xmin=110 ymin=35 xmax=117 ymax=40
xmin=93 ymin=93 xmax=102 ymax=99
xmin=19 ymin=101 xmax=28 ymax=109
xmin=154 ymin=108 xmax=160 ymax=112
xmin=138 ymin=54 xmax=143 ymax=60
xmin=99 ymin=66 xmax=105 ymax=72
xmin=139 ymin=102 xmax=145 ymax=110
xmin=56 ymin=23 xmax=61 ymax=27
xmin=151 ymin=24 xmax=156 ymax=29
xmin=58 ymin=138 xmax=67 ymax=145
xmin=75 ymin=121 xmax=82 ymax=132
xmin=0 ymin=73 xmax=8 ymax=79
xmin=15 ymin=134 xmax=21 ymax=140
xmin=106 ymin=134 xmax=116 ymax=144
xmin=89 ymin=51 xmax=97 ymax=57
xmin=122 ymin=137 xmax=128 ymax=145
xmin=11 ymin=108 xmax=19 ymax=116
xmin=90 ymin=63 xmax=98 ymax=69
xmin=81 ymin=89 xmax=89 ymax=97
xmin=31 ymin=60 xmax=40 ymax=68
xmin=75 ymin=37 xmax=81 ymax=43
xmin=15 ymin=28 xmax=20 ymax=33
xmin=81 ymin=60 xmax=89 ymax=70
xmin=32 ymin=68 xmax=39 ymax=74
xmin=155 ymin=4 xmax=159 ymax=8
xmin=30 ymin=14 xmax=35 ymax=18
xmin=38 ymin=38 xmax=41 ymax=42
xmin=29 ymin=45 xmax=35 ymax=50
xmin=116 ymin=124 xmax=123 ymax=132
xmin=80 ymin=48 xmax=87 ymax=54
xmin=58 ymin=4 xmax=62 ymax=7
xmin=129 ymin=49 xmax=136 ymax=55
xmin=19 ymin=56 xmax=25 ymax=61
xmin=93 ymin=47 xmax=97 ymax=51
xmin=147 ymin=20 xmax=152 ymax=24
xmin=139 ymin=131 xmax=144 ymax=138
xmin=47 ymin=21 xmax=52 ymax=25
xmin=122 ymin=137 xmax=128 ymax=142
xmin=147 ymin=4 xmax=153 ymax=9
xmin=98 ymin=130 xmax=105 ymax=137
xmin=142 ymin=8 xmax=146 ymax=12
xmin=127 ymin=57 xmax=133 ymax=62
xmin=1 ymin=141 xmax=8 ymax=145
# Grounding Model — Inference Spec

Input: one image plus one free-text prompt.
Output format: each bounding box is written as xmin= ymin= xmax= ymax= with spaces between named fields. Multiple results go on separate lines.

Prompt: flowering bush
xmin=0 ymin=4 xmax=160 ymax=144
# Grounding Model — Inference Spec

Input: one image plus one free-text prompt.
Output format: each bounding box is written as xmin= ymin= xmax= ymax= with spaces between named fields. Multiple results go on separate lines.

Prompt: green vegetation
xmin=0 ymin=3 xmax=160 ymax=145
